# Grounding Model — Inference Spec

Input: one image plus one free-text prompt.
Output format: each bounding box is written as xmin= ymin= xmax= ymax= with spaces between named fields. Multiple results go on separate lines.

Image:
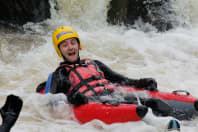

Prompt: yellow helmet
xmin=52 ymin=26 xmax=82 ymax=57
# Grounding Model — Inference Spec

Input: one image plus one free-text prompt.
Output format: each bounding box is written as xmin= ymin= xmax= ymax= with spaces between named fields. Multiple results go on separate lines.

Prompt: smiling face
xmin=59 ymin=37 xmax=80 ymax=63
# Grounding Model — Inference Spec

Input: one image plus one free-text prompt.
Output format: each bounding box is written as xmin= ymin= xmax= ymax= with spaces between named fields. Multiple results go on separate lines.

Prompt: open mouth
xmin=68 ymin=52 xmax=76 ymax=56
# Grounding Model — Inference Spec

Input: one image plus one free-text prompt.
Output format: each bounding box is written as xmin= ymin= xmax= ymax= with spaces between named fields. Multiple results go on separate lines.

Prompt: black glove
xmin=0 ymin=95 xmax=23 ymax=132
xmin=136 ymin=78 xmax=158 ymax=91
xmin=67 ymin=92 xmax=88 ymax=106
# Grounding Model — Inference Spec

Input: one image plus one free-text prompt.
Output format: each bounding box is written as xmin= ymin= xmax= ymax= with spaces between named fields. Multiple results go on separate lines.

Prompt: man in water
xmin=0 ymin=95 xmax=23 ymax=132
xmin=36 ymin=26 xmax=157 ymax=106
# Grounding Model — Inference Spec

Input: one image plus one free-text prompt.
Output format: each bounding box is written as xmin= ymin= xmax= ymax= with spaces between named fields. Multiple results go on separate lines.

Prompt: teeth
xmin=69 ymin=52 xmax=75 ymax=56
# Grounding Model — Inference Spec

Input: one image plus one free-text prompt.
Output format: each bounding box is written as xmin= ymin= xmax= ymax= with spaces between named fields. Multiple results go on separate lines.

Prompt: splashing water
xmin=0 ymin=0 xmax=198 ymax=132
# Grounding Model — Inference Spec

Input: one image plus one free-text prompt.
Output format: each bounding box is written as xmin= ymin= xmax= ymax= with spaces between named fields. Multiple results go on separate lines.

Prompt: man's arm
xmin=49 ymin=67 xmax=88 ymax=106
xmin=49 ymin=67 xmax=70 ymax=94
xmin=94 ymin=60 xmax=138 ymax=84
xmin=36 ymin=67 xmax=71 ymax=94
xmin=94 ymin=60 xmax=158 ymax=91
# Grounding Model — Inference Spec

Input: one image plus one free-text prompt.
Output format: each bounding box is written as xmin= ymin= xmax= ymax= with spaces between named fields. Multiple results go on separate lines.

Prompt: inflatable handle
xmin=172 ymin=90 xmax=190 ymax=95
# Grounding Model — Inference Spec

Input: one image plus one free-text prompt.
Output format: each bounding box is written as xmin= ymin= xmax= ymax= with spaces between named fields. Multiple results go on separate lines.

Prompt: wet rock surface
xmin=0 ymin=0 xmax=51 ymax=26
xmin=107 ymin=0 xmax=176 ymax=31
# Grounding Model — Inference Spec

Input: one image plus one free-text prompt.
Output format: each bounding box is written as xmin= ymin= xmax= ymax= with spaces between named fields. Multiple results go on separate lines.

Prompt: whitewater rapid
xmin=0 ymin=0 xmax=198 ymax=132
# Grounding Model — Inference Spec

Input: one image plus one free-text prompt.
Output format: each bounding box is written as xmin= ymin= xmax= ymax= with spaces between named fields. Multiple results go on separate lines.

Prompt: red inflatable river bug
xmin=38 ymin=86 xmax=198 ymax=124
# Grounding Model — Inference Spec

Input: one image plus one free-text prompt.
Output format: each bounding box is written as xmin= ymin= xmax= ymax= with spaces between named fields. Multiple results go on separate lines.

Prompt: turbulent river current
xmin=0 ymin=0 xmax=198 ymax=132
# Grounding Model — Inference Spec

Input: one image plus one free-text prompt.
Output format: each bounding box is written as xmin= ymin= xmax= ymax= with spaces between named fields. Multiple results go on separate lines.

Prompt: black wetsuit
xmin=36 ymin=58 xmax=157 ymax=106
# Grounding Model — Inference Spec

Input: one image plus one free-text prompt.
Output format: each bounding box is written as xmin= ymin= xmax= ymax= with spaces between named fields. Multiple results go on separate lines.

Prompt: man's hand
xmin=67 ymin=92 xmax=88 ymax=106
xmin=136 ymin=78 xmax=158 ymax=91
xmin=0 ymin=95 xmax=23 ymax=131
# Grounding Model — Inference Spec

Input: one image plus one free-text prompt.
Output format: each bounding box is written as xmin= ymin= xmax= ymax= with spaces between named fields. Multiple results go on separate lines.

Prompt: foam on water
xmin=0 ymin=0 xmax=198 ymax=131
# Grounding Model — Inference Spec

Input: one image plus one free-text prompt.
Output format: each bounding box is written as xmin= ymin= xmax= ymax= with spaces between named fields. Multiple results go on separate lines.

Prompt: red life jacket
xmin=61 ymin=59 xmax=114 ymax=96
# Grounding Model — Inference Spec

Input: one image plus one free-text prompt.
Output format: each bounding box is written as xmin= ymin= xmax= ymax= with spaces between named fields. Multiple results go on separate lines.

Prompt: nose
xmin=68 ymin=42 xmax=74 ymax=50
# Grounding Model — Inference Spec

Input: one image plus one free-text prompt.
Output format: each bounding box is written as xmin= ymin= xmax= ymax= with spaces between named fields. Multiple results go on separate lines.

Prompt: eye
xmin=71 ymin=39 xmax=77 ymax=45
xmin=60 ymin=41 xmax=68 ymax=48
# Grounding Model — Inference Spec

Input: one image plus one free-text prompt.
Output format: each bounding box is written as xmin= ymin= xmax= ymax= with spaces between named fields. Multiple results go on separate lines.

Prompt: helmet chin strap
xmin=62 ymin=55 xmax=67 ymax=61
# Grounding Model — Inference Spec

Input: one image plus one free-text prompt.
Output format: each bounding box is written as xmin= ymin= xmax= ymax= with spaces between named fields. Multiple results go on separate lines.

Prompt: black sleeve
xmin=93 ymin=60 xmax=138 ymax=86
xmin=49 ymin=67 xmax=71 ymax=94
xmin=36 ymin=81 xmax=46 ymax=93
xmin=94 ymin=60 xmax=158 ymax=91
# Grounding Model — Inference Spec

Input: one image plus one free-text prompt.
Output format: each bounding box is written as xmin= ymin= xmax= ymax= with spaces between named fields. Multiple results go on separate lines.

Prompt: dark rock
xmin=0 ymin=0 xmax=51 ymax=26
xmin=107 ymin=0 xmax=129 ymax=25
xmin=107 ymin=0 xmax=176 ymax=32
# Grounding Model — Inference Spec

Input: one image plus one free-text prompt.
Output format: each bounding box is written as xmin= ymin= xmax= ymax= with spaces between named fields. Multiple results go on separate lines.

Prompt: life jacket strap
xmin=81 ymin=83 xmax=110 ymax=94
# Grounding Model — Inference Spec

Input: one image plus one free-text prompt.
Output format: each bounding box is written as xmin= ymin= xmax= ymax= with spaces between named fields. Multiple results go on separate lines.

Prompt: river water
xmin=0 ymin=0 xmax=198 ymax=132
